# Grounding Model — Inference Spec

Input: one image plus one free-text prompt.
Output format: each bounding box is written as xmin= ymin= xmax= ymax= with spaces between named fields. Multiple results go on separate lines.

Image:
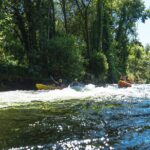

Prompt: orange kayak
xmin=118 ymin=80 xmax=131 ymax=88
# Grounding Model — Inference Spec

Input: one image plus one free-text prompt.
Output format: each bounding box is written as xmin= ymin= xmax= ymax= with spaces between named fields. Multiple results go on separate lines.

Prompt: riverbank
xmin=0 ymin=74 xmax=52 ymax=91
xmin=0 ymin=77 xmax=104 ymax=91
xmin=0 ymin=72 xmax=147 ymax=91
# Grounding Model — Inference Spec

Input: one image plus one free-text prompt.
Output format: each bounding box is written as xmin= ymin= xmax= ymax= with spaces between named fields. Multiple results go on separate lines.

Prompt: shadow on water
xmin=0 ymin=97 xmax=150 ymax=150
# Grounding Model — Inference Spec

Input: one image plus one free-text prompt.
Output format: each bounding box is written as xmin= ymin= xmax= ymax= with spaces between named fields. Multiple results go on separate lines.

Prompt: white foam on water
xmin=0 ymin=84 xmax=150 ymax=107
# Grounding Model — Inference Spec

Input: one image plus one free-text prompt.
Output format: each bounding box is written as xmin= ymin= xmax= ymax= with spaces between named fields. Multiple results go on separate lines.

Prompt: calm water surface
xmin=0 ymin=84 xmax=150 ymax=149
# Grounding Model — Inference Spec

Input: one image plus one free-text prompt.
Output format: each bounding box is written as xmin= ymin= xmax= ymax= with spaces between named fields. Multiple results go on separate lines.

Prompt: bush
xmin=89 ymin=51 xmax=109 ymax=81
xmin=47 ymin=35 xmax=85 ymax=80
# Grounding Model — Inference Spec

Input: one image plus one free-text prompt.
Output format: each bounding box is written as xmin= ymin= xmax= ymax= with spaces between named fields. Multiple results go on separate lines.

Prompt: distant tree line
xmin=0 ymin=0 xmax=150 ymax=83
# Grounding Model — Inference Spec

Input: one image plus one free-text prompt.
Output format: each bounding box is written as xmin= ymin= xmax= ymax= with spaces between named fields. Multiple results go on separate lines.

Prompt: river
xmin=0 ymin=84 xmax=150 ymax=149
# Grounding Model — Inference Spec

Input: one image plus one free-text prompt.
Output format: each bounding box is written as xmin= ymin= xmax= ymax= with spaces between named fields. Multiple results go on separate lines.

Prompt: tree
xmin=115 ymin=0 xmax=145 ymax=75
xmin=127 ymin=43 xmax=150 ymax=83
xmin=75 ymin=0 xmax=92 ymax=58
xmin=0 ymin=0 xmax=149 ymax=83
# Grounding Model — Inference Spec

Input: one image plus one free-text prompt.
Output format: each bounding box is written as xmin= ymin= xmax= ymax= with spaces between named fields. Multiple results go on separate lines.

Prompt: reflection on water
xmin=0 ymin=84 xmax=150 ymax=149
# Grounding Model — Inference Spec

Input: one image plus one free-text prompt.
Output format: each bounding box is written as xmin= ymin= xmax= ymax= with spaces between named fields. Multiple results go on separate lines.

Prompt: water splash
xmin=0 ymin=84 xmax=150 ymax=108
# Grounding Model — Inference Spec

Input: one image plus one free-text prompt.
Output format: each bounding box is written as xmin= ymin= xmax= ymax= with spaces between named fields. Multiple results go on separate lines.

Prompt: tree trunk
xmin=48 ymin=0 xmax=55 ymax=39
xmin=98 ymin=0 xmax=103 ymax=51
xmin=75 ymin=0 xmax=91 ymax=58
xmin=60 ymin=0 xmax=68 ymax=33
xmin=13 ymin=7 xmax=29 ymax=53
xmin=84 ymin=9 xmax=90 ymax=58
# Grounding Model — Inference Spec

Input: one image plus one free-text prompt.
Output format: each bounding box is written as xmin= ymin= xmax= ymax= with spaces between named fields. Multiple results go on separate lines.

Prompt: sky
xmin=137 ymin=0 xmax=150 ymax=46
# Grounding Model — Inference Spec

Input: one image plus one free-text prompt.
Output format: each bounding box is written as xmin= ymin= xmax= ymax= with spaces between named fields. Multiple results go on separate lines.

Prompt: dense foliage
xmin=47 ymin=35 xmax=85 ymax=80
xmin=89 ymin=51 xmax=108 ymax=82
xmin=0 ymin=0 xmax=150 ymax=86
xmin=127 ymin=43 xmax=150 ymax=83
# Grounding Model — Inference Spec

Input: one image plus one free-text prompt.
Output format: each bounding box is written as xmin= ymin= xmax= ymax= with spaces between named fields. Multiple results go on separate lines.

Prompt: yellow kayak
xmin=35 ymin=83 xmax=62 ymax=90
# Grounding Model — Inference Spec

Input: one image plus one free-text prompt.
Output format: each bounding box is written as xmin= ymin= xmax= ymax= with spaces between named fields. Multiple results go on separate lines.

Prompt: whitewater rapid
xmin=0 ymin=84 xmax=150 ymax=108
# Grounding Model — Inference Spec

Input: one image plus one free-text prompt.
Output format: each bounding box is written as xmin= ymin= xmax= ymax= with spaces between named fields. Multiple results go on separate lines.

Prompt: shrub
xmin=47 ymin=35 xmax=85 ymax=80
xmin=89 ymin=51 xmax=109 ymax=81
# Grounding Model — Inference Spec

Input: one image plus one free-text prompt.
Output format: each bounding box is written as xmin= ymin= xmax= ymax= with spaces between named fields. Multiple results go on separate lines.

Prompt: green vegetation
xmin=0 ymin=0 xmax=150 ymax=89
xmin=47 ymin=35 xmax=85 ymax=80
xmin=127 ymin=42 xmax=150 ymax=83
xmin=89 ymin=51 xmax=108 ymax=82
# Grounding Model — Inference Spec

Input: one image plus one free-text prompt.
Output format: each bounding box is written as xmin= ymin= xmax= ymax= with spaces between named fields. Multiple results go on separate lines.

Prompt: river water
xmin=0 ymin=84 xmax=150 ymax=149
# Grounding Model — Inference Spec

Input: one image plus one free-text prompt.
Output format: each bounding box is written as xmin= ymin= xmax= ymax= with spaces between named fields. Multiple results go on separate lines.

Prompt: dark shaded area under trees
xmin=0 ymin=0 xmax=150 ymax=90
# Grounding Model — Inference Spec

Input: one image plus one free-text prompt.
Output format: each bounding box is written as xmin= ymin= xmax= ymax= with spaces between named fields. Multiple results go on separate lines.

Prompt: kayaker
xmin=50 ymin=76 xmax=65 ymax=88
xmin=118 ymin=75 xmax=131 ymax=88
xmin=69 ymin=78 xmax=85 ymax=91
xmin=70 ymin=78 xmax=79 ymax=86
xmin=57 ymin=79 xmax=65 ymax=88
